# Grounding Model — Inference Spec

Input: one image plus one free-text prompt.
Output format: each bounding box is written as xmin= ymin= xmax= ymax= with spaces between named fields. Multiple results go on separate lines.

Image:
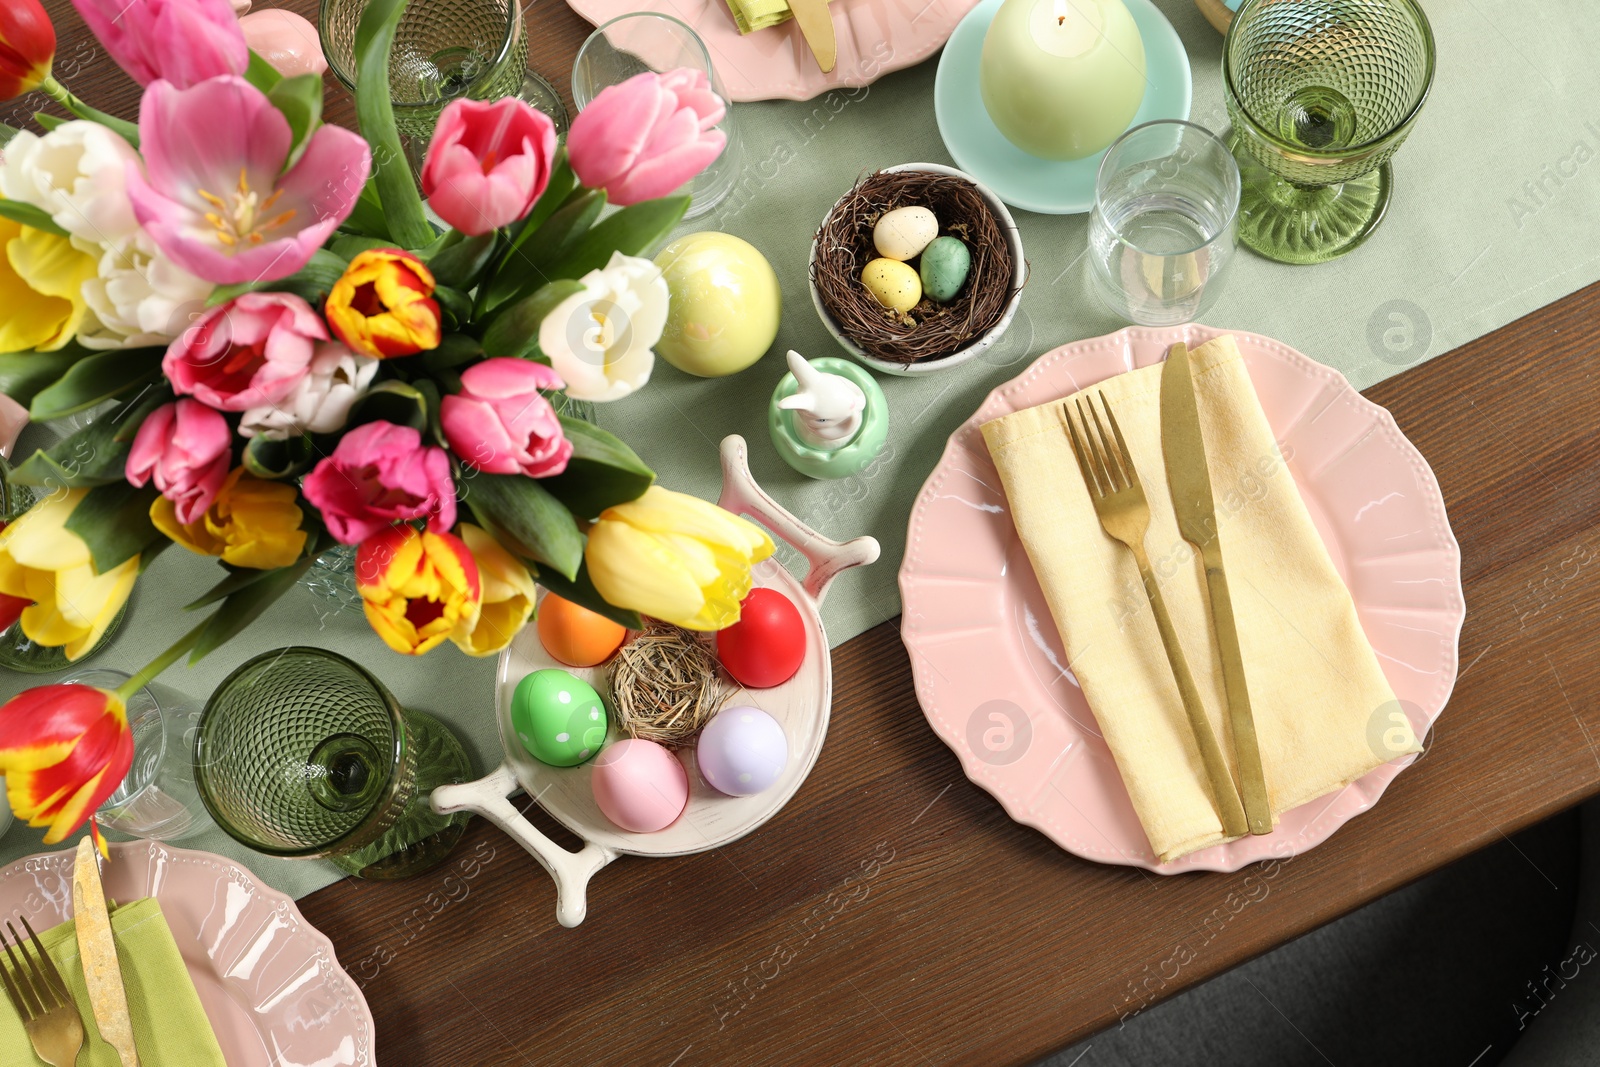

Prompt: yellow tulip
xmin=0 ymin=216 xmax=96 ymax=351
xmin=151 ymin=467 xmax=307 ymax=569
xmin=454 ymin=524 xmax=536 ymax=657
xmin=0 ymin=489 xmax=138 ymax=660
xmin=585 ymin=486 xmax=775 ymax=631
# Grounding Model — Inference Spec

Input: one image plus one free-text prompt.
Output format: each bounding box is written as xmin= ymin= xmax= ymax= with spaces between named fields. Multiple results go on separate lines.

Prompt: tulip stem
xmin=37 ymin=76 xmax=140 ymax=146
xmin=113 ymin=619 xmax=211 ymax=702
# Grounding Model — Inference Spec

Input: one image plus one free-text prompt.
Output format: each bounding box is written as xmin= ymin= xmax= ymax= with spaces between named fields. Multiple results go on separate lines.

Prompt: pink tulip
xmin=421 ymin=98 xmax=558 ymax=236
xmin=164 ymin=291 xmax=324 ymax=411
xmin=440 ymin=358 xmax=571 ymax=478
xmin=567 ymin=68 xmax=726 ymax=206
xmin=302 ymin=421 xmax=458 ymax=545
xmin=124 ymin=400 xmax=232 ymax=525
xmin=72 ymin=0 xmax=246 ymax=89
xmin=126 ymin=75 xmax=370 ymax=285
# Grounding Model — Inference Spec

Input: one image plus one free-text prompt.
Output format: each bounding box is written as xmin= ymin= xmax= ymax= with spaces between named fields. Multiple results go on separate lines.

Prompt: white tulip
xmin=75 ymin=232 xmax=216 ymax=350
xmin=539 ymin=251 xmax=669 ymax=403
xmin=239 ymin=343 xmax=379 ymax=440
xmin=0 ymin=122 xmax=141 ymax=248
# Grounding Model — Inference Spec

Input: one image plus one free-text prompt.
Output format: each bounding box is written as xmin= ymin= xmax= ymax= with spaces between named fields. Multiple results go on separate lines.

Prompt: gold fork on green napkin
xmin=0 ymin=899 xmax=226 ymax=1067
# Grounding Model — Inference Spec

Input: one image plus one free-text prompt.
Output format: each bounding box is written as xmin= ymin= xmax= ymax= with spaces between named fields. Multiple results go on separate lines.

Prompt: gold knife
xmin=787 ymin=0 xmax=837 ymax=73
xmin=1160 ymin=342 xmax=1273 ymax=836
xmin=74 ymin=838 xmax=139 ymax=1067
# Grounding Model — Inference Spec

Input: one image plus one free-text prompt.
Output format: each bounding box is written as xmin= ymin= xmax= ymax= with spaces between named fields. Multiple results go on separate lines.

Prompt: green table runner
xmin=3 ymin=0 xmax=1597 ymax=901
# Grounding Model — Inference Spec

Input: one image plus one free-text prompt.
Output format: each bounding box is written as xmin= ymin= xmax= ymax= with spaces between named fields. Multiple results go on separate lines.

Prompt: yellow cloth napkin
xmin=980 ymin=335 xmax=1419 ymax=862
xmin=724 ymin=0 xmax=837 ymax=35
xmin=0 ymin=897 xmax=227 ymax=1066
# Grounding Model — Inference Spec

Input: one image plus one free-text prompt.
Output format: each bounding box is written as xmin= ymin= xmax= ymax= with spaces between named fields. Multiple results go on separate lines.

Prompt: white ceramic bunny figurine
xmin=777 ymin=350 xmax=866 ymax=449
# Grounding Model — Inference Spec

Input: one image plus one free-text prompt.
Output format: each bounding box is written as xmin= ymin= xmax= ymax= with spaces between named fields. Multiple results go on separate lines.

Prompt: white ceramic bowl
xmin=808 ymin=162 xmax=1028 ymax=377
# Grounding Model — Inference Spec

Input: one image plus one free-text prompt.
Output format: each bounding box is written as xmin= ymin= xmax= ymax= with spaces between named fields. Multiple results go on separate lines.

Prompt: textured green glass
xmin=319 ymin=0 xmax=567 ymax=161
xmin=194 ymin=647 xmax=471 ymax=880
xmin=1223 ymin=0 xmax=1435 ymax=264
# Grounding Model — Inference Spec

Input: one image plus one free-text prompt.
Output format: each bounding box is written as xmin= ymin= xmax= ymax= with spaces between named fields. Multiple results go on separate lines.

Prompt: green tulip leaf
xmin=0 ymin=346 xmax=92 ymax=409
xmin=207 ymin=247 xmax=350 ymax=308
xmin=28 ymin=348 xmax=165 ymax=421
xmin=348 ymin=378 xmax=430 ymax=431
xmin=547 ymin=196 xmax=690 ymax=280
xmin=267 ymin=74 xmax=324 ymax=168
xmin=532 ymin=560 xmax=643 ymax=631
xmin=11 ymin=388 xmax=168 ymax=489
xmin=0 ymin=123 xmax=18 ymax=149
xmin=244 ymin=49 xmax=285 ymax=93
xmin=420 ymin=333 xmax=484 ymax=374
xmin=354 ymin=0 xmax=434 ymax=251
xmin=434 ymin=284 xmax=473 ymax=329
xmin=413 ymin=378 xmax=446 ymax=448
xmin=188 ymin=557 xmax=316 ymax=664
xmin=32 ymin=112 xmax=66 ymax=132
xmin=64 ymin=481 xmax=163 ymax=573
xmin=497 ymin=155 xmax=577 ymax=264
xmin=343 ymin=178 xmax=393 ymax=241
xmin=486 ymin=190 xmax=605 ymax=310
xmin=0 ymin=199 xmax=68 ymax=238
xmin=242 ymin=434 xmax=316 ymax=480
xmin=481 ymin=278 xmax=584 ymax=359
xmin=538 ymin=416 xmax=655 ymax=520
xmin=328 ymin=233 xmax=396 ymax=260
xmin=428 ymin=231 xmax=498 ymax=290
xmin=184 ymin=561 xmax=285 ymax=611
xmin=458 ymin=469 xmax=584 ymax=580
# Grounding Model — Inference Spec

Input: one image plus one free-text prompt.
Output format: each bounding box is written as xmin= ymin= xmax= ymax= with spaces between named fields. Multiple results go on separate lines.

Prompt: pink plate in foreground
xmin=899 ymin=325 xmax=1464 ymax=873
xmin=0 ymin=840 xmax=374 ymax=1065
xmin=565 ymin=0 xmax=980 ymax=102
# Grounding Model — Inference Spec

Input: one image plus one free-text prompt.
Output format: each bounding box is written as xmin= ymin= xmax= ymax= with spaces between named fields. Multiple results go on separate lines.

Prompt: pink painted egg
xmin=591 ymin=739 xmax=688 ymax=833
xmin=238 ymin=9 xmax=328 ymax=78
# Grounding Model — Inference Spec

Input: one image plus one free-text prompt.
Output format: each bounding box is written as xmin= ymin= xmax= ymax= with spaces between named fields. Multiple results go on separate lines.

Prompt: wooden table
xmin=28 ymin=2 xmax=1600 ymax=1064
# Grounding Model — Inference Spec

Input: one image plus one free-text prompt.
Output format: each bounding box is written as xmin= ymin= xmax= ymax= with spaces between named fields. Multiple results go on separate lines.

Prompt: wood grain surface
xmin=24 ymin=2 xmax=1600 ymax=1064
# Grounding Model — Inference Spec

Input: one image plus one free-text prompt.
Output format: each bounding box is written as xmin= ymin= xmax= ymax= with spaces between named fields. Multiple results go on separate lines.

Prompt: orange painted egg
xmin=537 ymin=593 xmax=627 ymax=668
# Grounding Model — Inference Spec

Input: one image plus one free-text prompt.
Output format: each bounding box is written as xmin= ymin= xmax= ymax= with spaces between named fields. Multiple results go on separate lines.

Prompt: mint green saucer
xmin=934 ymin=0 xmax=1192 ymax=215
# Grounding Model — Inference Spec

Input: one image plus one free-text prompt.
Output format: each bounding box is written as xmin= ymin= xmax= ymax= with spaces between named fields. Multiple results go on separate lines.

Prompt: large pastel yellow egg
xmin=653 ymin=232 xmax=782 ymax=378
xmin=861 ymin=258 xmax=922 ymax=313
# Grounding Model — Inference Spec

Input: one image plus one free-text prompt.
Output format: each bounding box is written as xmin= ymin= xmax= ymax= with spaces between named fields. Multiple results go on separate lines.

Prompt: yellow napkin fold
xmin=724 ymin=0 xmax=838 ymax=35
xmin=0 ymin=897 xmax=227 ymax=1066
xmin=980 ymin=335 xmax=1419 ymax=862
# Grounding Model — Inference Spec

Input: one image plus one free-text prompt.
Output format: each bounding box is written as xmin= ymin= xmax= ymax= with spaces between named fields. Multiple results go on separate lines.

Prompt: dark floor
xmin=1038 ymin=809 xmax=1583 ymax=1067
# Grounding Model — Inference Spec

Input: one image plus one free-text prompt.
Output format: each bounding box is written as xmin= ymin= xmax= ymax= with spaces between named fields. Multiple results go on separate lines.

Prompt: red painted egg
xmin=716 ymin=588 xmax=806 ymax=688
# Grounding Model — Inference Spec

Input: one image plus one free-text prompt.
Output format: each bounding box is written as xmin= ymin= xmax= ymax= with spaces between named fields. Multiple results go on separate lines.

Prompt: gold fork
xmin=1062 ymin=394 xmax=1249 ymax=839
xmin=0 ymin=917 xmax=85 ymax=1067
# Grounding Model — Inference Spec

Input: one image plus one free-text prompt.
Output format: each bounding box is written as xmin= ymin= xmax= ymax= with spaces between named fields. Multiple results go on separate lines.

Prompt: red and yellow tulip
xmin=325 ymin=249 xmax=442 ymax=358
xmin=0 ymin=684 xmax=133 ymax=852
xmin=355 ymin=525 xmax=481 ymax=655
xmin=0 ymin=0 xmax=54 ymax=103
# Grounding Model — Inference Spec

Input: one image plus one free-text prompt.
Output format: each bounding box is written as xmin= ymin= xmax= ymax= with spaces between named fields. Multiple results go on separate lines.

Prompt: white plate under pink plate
xmin=899 ymin=325 xmax=1464 ymax=872
xmin=0 ymin=840 xmax=374 ymax=1065
xmin=565 ymin=0 xmax=980 ymax=102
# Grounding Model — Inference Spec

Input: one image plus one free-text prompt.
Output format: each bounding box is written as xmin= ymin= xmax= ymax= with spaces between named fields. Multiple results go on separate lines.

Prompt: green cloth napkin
xmin=724 ymin=0 xmax=837 ymax=35
xmin=0 ymin=898 xmax=226 ymax=1066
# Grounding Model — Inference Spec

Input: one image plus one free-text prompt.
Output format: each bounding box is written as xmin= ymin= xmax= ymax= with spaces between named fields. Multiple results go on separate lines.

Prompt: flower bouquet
xmin=0 ymin=0 xmax=776 ymax=848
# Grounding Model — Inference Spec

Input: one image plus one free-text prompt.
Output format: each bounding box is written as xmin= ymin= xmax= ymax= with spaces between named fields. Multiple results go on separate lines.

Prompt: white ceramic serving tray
xmin=433 ymin=435 xmax=878 ymax=926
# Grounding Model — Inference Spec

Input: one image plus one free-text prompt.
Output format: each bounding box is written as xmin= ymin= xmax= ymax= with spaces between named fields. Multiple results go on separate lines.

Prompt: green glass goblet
xmin=194 ymin=647 xmax=472 ymax=880
xmin=1223 ymin=0 xmax=1435 ymax=264
xmin=320 ymin=0 xmax=569 ymax=168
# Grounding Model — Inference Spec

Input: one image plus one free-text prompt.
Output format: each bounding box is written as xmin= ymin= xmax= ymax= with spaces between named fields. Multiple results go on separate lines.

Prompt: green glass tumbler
xmin=320 ymin=0 xmax=569 ymax=167
xmin=1223 ymin=0 xmax=1434 ymax=264
xmin=194 ymin=647 xmax=472 ymax=880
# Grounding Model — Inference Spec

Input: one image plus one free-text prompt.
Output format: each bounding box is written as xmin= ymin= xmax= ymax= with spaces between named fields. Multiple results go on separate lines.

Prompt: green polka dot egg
xmin=511 ymin=669 xmax=608 ymax=767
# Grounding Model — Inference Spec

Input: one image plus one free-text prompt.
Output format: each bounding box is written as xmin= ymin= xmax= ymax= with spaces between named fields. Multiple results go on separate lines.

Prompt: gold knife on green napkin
xmin=724 ymin=0 xmax=838 ymax=64
xmin=1160 ymin=342 xmax=1272 ymax=836
xmin=787 ymin=0 xmax=837 ymax=72
xmin=74 ymin=839 xmax=138 ymax=1067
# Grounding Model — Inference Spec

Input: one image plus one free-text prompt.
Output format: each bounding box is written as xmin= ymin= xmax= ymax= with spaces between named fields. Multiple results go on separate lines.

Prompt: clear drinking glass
xmin=320 ymin=0 xmax=570 ymax=165
xmin=1088 ymin=121 xmax=1241 ymax=327
xmin=60 ymin=668 xmax=211 ymax=842
xmin=573 ymin=13 xmax=742 ymax=220
xmin=1224 ymin=0 xmax=1435 ymax=264
xmin=194 ymin=647 xmax=471 ymax=880
xmin=0 ymin=600 xmax=127 ymax=674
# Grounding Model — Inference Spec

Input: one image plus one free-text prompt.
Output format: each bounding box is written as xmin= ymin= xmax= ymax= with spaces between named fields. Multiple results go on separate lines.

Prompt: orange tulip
xmin=0 ymin=0 xmax=54 ymax=103
xmin=0 ymin=684 xmax=132 ymax=853
xmin=325 ymin=249 xmax=441 ymax=358
xmin=355 ymin=525 xmax=481 ymax=654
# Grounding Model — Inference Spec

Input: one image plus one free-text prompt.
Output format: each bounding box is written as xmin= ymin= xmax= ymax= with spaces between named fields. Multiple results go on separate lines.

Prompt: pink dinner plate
xmin=0 ymin=840 xmax=375 ymax=1064
xmin=899 ymin=325 xmax=1464 ymax=873
xmin=564 ymin=0 xmax=980 ymax=102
